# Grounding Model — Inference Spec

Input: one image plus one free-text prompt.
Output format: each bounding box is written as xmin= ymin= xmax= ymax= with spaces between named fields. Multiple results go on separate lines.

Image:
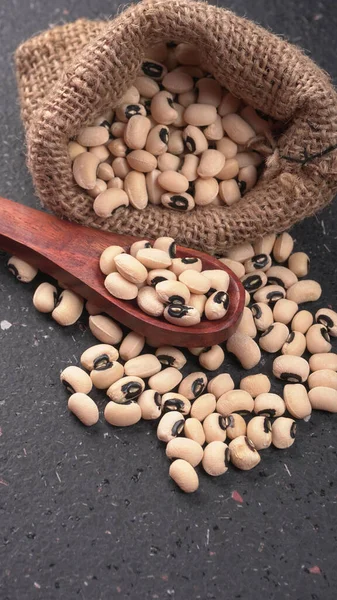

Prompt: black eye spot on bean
xmin=260 ymin=324 xmax=274 ymax=338
xmin=317 ymin=314 xmax=334 ymax=329
xmin=100 ymin=120 xmax=111 ymax=129
xmin=290 ymin=422 xmax=297 ymax=438
xmin=167 ymin=195 xmax=189 ymax=211
xmin=167 ymin=305 xmax=190 ymax=318
xmin=168 ymin=294 xmax=185 ymax=305
xmin=156 ymin=354 xmax=175 ymax=367
xmin=267 ymin=291 xmax=284 ymax=302
xmin=245 ymin=437 xmax=256 ymax=452
xmin=238 ymin=180 xmax=247 ymax=195
xmin=200 ymin=346 xmax=212 ymax=354
xmin=167 ymin=97 xmax=174 ymax=108
xmin=243 ymin=275 xmax=263 ymax=292
xmin=187 ymin=181 xmax=195 ymax=196
xmin=182 ymin=257 xmax=198 ymax=264
xmin=122 ymin=382 xmax=142 ymax=400
xmin=184 ymin=136 xmax=196 ymax=153
xmin=142 ymin=61 xmax=164 ymax=79
xmin=93 ymin=354 xmax=111 ymax=370
xmin=224 ymin=415 xmax=234 ymax=429
xmin=168 ymin=242 xmax=176 ymax=258
xmin=159 ymin=127 xmax=169 ymax=144
xmin=286 ymin=332 xmax=295 ymax=344
xmin=7 ymin=263 xmax=19 ymax=279
xmin=224 ymin=447 xmax=230 ymax=467
xmin=151 ymin=276 xmax=167 ymax=286
xmin=252 ymin=254 xmax=269 ymax=269
xmin=154 ymin=392 xmax=162 ymax=407
xmin=257 ymin=408 xmax=276 ymax=417
xmin=192 ymin=377 xmax=206 ymax=397
xmin=171 ymin=419 xmax=185 ymax=436
xmin=219 ymin=416 xmax=227 ymax=431
xmin=251 ymin=303 xmax=262 ymax=319
xmin=164 ymin=398 xmax=185 ymax=411
xmin=263 ymin=418 xmax=272 ymax=433
xmin=62 ymin=379 xmax=74 ymax=394
xmin=213 ymin=291 xmax=229 ymax=309
xmin=280 ymin=372 xmax=302 ymax=383
xmin=206 ymin=287 xmax=216 ymax=298
xmin=321 ymin=327 xmax=330 ymax=342
xmin=267 ymin=276 xmax=285 ymax=287
xmin=124 ymin=104 xmax=143 ymax=119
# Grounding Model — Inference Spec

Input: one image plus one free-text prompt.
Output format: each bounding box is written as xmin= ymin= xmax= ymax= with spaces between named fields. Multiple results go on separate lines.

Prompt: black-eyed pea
xmin=308 ymin=369 xmax=337 ymax=390
xmin=273 ymin=299 xmax=298 ymax=324
xmin=238 ymin=165 xmax=257 ymax=194
xmin=223 ymin=413 xmax=246 ymax=440
xmin=104 ymin=400 xmax=142 ymax=426
xmin=203 ymin=413 xmax=227 ymax=443
xmin=114 ymin=253 xmax=148 ymax=284
xmin=272 ymin=355 xmax=310 ymax=383
xmin=178 ymin=270 xmax=210 ymax=295
xmin=149 ymin=367 xmax=183 ymax=394
xmin=169 ymin=257 xmax=202 ymax=276
xmin=157 ymin=171 xmax=189 ymax=194
xmin=190 ymin=393 xmax=216 ymax=422
xmin=283 ymin=383 xmax=312 ymax=419
xmin=7 ymin=256 xmax=38 ymax=283
xmin=184 ymin=417 xmax=206 ymax=445
xmin=205 ymin=291 xmax=229 ymax=320
xmin=166 ymin=438 xmax=203 ymax=467
xmin=219 ymin=179 xmax=241 ymax=206
xmin=68 ymin=141 xmax=86 ymax=161
xmin=240 ymin=374 xmax=270 ymax=398
xmin=147 ymin=268 xmax=177 ymax=287
xmin=124 ymin=115 xmax=152 ymax=150
xmin=129 ymin=240 xmax=151 ymax=258
xmin=152 ymin=237 xmax=176 ymax=259
xmin=145 ymin=125 xmax=170 ymax=156
xmin=162 ymin=69 xmax=194 ymax=94
xmin=291 ymin=310 xmax=313 ymax=334
xmin=183 ymin=125 xmax=208 ymax=155
xmin=222 ymin=113 xmax=255 ymax=145
xmin=194 ymin=177 xmax=219 ymax=206
xmin=179 ymin=154 xmax=199 ymax=182
xmin=107 ymin=375 xmax=145 ymax=404
xmin=253 ymin=285 xmax=285 ymax=304
xmin=271 ymin=417 xmax=296 ymax=449
xmin=164 ymin=304 xmax=201 ymax=326
xmin=241 ymin=271 xmax=267 ymax=293
xmin=288 ymin=252 xmax=310 ymax=277
xmin=216 ymin=136 xmax=238 ymax=158
xmin=199 ymin=346 xmax=225 ymax=371
xmin=240 ymin=106 xmax=273 ymax=140
xmin=204 ymin=115 xmax=224 ymax=141
xmin=126 ymin=150 xmax=157 ymax=173
xmin=90 ymin=361 xmax=124 ymax=390
xmin=96 ymin=163 xmax=114 ymax=182
xmin=137 ymin=286 xmax=165 ymax=317
xmin=202 ymin=441 xmax=230 ymax=476
xmin=157 ymin=153 xmax=181 ymax=173
xmin=124 ymin=354 xmax=162 ymax=378
xmin=259 ymin=322 xmax=289 ymax=353
xmin=178 ymin=88 xmax=198 ymax=107
xmin=77 ymin=126 xmax=109 ymax=147
xmin=60 ymin=365 xmax=93 ymax=395
xmin=52 ymin=290 xmax=84 ymax=326
xmin=282 ymin=331 xmax=306 ymax=356
xmin=178 ymin=371 xmax=207 ymax=400
xmin=68 ymin=393 xmax=99 ymax=426
xmin=104 ymin=272 xmax=138 ymax=300
xmin=146 ymin=169 xmax=165 ymax=204
xmin=273 ymin=232 xmax=294 ymax=263
xmin=207 ymin=373 xmax=235 ymax=399
xmin=88 ymin=179 xmax=108 ymax=198
xmin=246 ymin=416 xmax=272 ymax=450
xmin=119 ymin=85 xmax=140 ymax=104
xmin=141 ymin=59 xmax=168 ymax=80
xmin=225 ymin=243 xmax=255 ymax=263
xmin=115 ymin=103 xmax=146 ymax=122
xmin=236 ymin=307 xmax=257 ymax=337
xmin=253 ymin=234 xmax=277 ymax=256
xmin=169 ymin=459 xmax=199 ymax=493
xmin=124 ymin=171 xmax=148 ymax=209
xmin=99 ymin=245 xmax=125 ymax=275
xmin=80 ymin=344 xmax=119 ymax=372
xmin=93 ymin=188 xmax=129 ymax=217
xmin=244 ymin=254 xmax=272 ymax=274
xmin=218 ymin=92 xmax=241 ymax=117
xmin=137 ymin=249 xmax=172 ymax=271
xmin=107 ymin=138 xmax=128 ymax=158
xmin=250 ymin=302 xmax=274 ymax=332
xmin=119 ymin=332 xmax=145 ymax=362
xmin=315 ymin=308 xmax=337 ymax=337
xmin=306 ymin=324 xmax=331 ymax=354
xmin=90 ymin=145 xmax=110 ymax=163
xmin=229 ymin=436 xmax=261 ymax=470
xmin=155 ymin=280 xmax=190 ymax=305
xmin=167 ymin=130 xmax=185 ymax=155
xmin=254 ymin=393 xmax=285 ymax=417
xmin=134 ymin=75 xmax=160 ymax=98
xmin=309 ymin=353 xmax=337 ymax=372
xmin=112 ymin=157 xmax=131 ymax=179
xmin=155 ymin=346 xmax=186 ymax=370
xmin=266 ymin=266 xmax=298 ymax=289
xmin=138 ymin=390 xmax=162 ymax=420
xmin=151 ymin=90 xmax=177 ymax=124
xmin=197 ymin=149 xmax=225 ymax=179
xmin=216 ymin=158 xmax=240 ymax=181
xmin=184 ymin=103 xmax=217 ymax=127
xmin=157 ymin=411 xmax=185 ymax=442
xmin=308 ymin=387 xmax=337 ymax=412
xmin=218 ymin=258 xmax=245 ymax=279
xmin=188 ymin=346 xmax=207 ymax=357
xmin=189 ymin=293 xmax=207 ymax=314
xmin=226 ymin=332 xmax=261 ymax=369
xmin=162 ymin=392 xmax=191 ymax=415
xmin=111 ymin=121 xmax=126 ymax=137
xmin=236 ymin=151 xmax=263 ymax=168
xmin=217 ymin=389 xmax=254 ymax=417
xmin=88 ymin=315 xmax=123 ymax=345
xmin=33 ymin=282 xmax=58 ymax=313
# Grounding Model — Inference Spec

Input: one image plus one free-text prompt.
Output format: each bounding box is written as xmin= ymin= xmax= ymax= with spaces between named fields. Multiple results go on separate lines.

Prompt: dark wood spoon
xmin=0 ymin=196 xmax=244 ymax=347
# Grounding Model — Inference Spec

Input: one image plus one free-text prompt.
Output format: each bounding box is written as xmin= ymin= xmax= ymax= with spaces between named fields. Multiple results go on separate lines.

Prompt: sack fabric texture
xmin=15 ymin=0 xmax=337 ymax=254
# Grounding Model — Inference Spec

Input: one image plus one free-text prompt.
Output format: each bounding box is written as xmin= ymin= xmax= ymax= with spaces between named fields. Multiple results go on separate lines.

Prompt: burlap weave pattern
xmin=15 ymin=0 xmax=337 ymax=254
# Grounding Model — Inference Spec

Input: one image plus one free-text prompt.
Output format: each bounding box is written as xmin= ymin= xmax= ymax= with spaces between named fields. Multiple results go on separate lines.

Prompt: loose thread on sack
xmin=281 ymin=143 xmax=337 ymax=167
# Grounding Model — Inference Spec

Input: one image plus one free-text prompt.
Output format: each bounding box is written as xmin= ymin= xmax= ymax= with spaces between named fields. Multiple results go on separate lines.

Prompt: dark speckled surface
xmin=1 ymin=1 xmax=337 ymax=599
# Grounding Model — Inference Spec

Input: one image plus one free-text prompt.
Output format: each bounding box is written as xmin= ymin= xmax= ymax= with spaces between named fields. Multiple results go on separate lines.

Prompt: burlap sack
xmin=15 ymin=0 xmax=337 ymax=254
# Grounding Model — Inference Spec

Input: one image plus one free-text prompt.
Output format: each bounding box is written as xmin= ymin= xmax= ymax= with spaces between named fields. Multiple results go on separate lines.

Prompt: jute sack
xmin=15 ymin=0 xmax=337 ymax=254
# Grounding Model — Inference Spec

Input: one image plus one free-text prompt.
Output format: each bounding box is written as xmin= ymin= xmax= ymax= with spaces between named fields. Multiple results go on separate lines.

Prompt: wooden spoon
xmin=0 ymin=196 xmax=244 ymax=347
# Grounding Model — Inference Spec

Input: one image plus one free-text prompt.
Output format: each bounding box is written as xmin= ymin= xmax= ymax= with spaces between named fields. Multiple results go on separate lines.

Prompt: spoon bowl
xmin=0 ymin=196 xmax=245 ymax=347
